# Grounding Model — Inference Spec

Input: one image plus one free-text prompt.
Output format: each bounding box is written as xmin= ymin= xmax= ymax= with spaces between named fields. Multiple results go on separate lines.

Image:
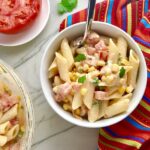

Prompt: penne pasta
xmin=55 ymin=52 xmax=70 ymax=82
xmin=0 ymin=135 xmax=7 ymax=147
xmin=53 ymin=76 xmax=63 ymax=86
xmin=121 ymin=66 xmax=133 ymax=74
xmin=48 ymin=58 xmax=58 ymax=78
xmin=95 ymin=91 xmax=123 ymax=101
xmin=108 ymin=86 xmax=119 ymax=95
xmin=0 ymin=73 xmax=20 ymax=95
xmin=0 ymin=104 xmax=18 ymax=124
xmin=0 ymin=121 xmax=11 ymax=134
xmin=88 ymin=102 xmax=100 ymax=122
xmin=108 ymin=39 xmax=119 ymax=63
xmin=98 ymin=101 xmax=109 ymax=119
xmin=117 ymin=37 xmax=127 ymax=58
xmin=108 ymin=91 xmax=123 ymax=100
xmin=104 ymin=99 xmax=129 ymax=118
xmin=83 ymin=79 xmax=95 ymax=109
xmin=128 ymin=50 xmax=140 ymax=88
xmin=70 ymin=45 xmax=76 ymax=55
xmin=7 ymin=124 xmax=19 ymax=141
xmin=61 ymin=38 xmax=74 ymax=70
xmin=72 ymin=92 xmax=82 ymax=110
xmin=120 ymin=58 xmax=130 ymax=66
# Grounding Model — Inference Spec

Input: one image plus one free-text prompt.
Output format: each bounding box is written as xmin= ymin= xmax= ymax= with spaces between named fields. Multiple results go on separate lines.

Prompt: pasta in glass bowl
xmin=40 ymin=22 xmax=147 ymax=128
xmin=0 ymin=60 xmax=34 ymax=149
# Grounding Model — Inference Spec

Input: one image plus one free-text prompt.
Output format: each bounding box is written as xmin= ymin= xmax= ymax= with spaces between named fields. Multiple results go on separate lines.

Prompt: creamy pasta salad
xmin=48 ymin=31 xmax=140 ymax=122
xmin=0 ymin=68 xmax=25 ymax=149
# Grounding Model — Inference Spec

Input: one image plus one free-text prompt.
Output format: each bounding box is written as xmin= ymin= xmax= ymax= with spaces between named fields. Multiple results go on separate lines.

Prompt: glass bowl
xmin=0 ymin=59 xmax=34 ymax=150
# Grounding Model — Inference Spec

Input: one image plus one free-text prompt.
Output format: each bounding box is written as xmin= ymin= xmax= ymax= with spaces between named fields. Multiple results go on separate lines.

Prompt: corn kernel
xmin=118 ymin=86 xmax=126 ymax=94
xmin=21 ymin=126 xmax=25 ymax=132
xmin=104 ymin=75 xmax=114 ymax=84
xmin=97 ymin=60 xmax=105 ymax=66
xmin=69 ymin=72 xmax=78 ymax=81
xmin=75 ymin=72 xmax=80 ymax=77
xmin=88 ymin=66 xmax=95 ymax=72
xmin=112 ymin=64 xmax=119 ymax=73
xmin=105 ymin=68 xmax=112 ymax=75
xmin=63 ymin=99 xmax=69 ymax=103
xmin=106 ymin=75 xmax=114 ymax=83
xmin=80 ymin=88 xmax=88 ymax=96
xmin=75 ymin=108 xmax=81 ymax=116
xmin=120 ymin=78 xmax=125 ymax=85
xmin=83 ymin=64 xmax=89 ymax=71
xmin=94 ymin=53 xmax=99 ymax=59
xmin=126 ymin=85 xmax=133 ymax=93
xmin=63 ymin=104 xmax=71 ymax=111
xmin=101 ymin=75 xmax=107 ymax=82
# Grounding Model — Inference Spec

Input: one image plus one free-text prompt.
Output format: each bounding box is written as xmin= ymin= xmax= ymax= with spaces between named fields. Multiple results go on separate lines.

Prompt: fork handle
xmin=83 ymin=0 xmax=97 ymax=40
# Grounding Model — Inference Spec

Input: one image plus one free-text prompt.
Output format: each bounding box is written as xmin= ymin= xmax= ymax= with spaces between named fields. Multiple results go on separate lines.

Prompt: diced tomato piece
xmin=99 ymin=50 xmax=108 ymax=61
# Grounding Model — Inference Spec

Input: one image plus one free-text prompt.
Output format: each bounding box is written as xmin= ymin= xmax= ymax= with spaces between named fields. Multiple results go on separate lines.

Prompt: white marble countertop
xmin=0 ymin=0 xmax=102 ymax=149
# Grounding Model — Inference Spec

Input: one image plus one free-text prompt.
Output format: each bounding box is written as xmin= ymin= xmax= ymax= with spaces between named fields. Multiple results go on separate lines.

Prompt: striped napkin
xmin=60 ymin=0 xmax=150 ymax=149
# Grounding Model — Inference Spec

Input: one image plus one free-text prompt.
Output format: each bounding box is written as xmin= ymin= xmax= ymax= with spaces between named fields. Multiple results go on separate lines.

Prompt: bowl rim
xmin=0 ymin=59 xmax=35 ymax=149
xmin=0 ymin=0 xmax=50 ymax=47
xmin=40 ymin=21 xmax=147 ymax=128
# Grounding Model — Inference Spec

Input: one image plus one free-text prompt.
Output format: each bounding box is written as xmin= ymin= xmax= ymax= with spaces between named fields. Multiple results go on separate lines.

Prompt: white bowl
xmin=40 ymin=22 xmax=147 ymax=128
xmin=0 ymin=0 xmax=50 ymax=47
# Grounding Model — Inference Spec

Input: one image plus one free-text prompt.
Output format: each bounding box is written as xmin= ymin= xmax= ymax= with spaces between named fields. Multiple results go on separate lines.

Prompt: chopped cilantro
xmin=74 ymin=54 xmax=86 ymax=62
xmin=119 ymin=67 xmax=126 ymax=78
xmin=78 ymin=75 xmax=86 ymax=83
